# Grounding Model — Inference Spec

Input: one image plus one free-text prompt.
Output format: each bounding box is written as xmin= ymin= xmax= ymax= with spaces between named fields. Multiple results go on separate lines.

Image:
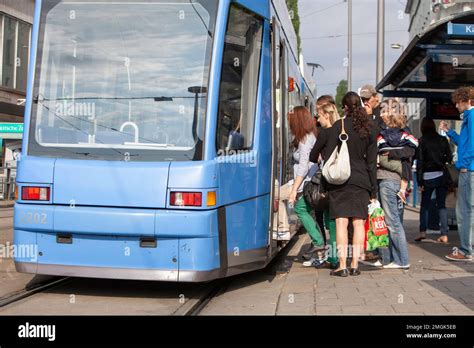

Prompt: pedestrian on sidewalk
xmin=311 ymin=92 xmax=378 ymax=277
xmin=310 ymin=95 xmax=338 ymax=245
xmin=306 ymin=99 xmax=341 ymax=269
xmin=415 ymin=118 xmax=453 ymax=244
xmin=377 ymin=100 xmax=413 ymax=270
xmin=274 ymin=107 xmax=326 ymax=259
xmin=360 ymin=84 xmax=385 ymax=133
xmin=440 ymin=87 xmax=474 ymax=262
xmin=376 ymin=99 xmax=419 ymax=204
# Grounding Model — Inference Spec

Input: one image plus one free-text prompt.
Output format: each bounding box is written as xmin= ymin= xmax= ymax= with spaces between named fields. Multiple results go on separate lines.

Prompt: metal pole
xmin=347 ymin=0 xmax=353 ymax=91
xmin=6 ymin=167 xmax=11 ymax=200
xmin=376 ymin=0 xmax=385 ymax=84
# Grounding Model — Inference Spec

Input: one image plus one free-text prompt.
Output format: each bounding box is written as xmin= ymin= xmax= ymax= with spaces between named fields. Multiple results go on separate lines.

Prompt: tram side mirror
xmin=226 ymin=131 xmax=245 ymax=152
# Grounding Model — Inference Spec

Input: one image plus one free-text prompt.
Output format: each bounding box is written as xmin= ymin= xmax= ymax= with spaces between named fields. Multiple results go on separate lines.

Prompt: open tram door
xmin=269 ymin=16 xmax=290 ymax=255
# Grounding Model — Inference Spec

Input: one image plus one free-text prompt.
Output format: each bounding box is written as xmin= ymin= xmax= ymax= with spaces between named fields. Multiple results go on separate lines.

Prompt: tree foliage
xmin=286 ymin=0 xmax=301 ymax=56
xmin=335 ymin=80 xmax=348 ymax=116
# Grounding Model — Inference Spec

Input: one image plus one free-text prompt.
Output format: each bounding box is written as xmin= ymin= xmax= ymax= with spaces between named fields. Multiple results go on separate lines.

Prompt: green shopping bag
xmin=365 ymin=201 xmax=389 ymax=252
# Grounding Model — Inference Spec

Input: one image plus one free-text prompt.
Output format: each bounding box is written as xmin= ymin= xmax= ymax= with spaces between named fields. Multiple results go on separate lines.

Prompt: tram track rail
xmin=173 ymin=279 xmax=232 ymax=316
xmin=0 ymin=277 xmax=70 ymax=308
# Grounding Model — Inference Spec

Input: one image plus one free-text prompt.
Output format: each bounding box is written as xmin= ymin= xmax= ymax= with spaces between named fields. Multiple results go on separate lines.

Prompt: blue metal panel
xmin=178 ymin=237 xmax=220 ymax=271
xmin=225 ymin=195 xmax=270 ymax=252
xmin=218 ymin=19 xmax=272 ymax=206
xmin=14 ymin=204 xmax=54 ymax=232
xmin=53 ymin=159 xmax=170 ymax=208
xmin=54 ymin=206 xmax=155 ymax=237
xmin=36 ymin=233 xmax=178 ymax=271
xmin=234 ymin=0 xmax=270 ymax=18
xmin=16 ymin=156 xmax=55 ymax=184
xmin=155 ymin=210 xmax=218 ymax=238
xmin=13 ymin=230 xmax=38 ymax=264
xmin=204 ymin=0 xmax=231 ymax=161
xmin=22 ymin=0 xmax=42 ymax=155
xmin=255 ymin=20 xmax=273 ymax=197
xmin=168 ymin=161 xmax=218 ymax=189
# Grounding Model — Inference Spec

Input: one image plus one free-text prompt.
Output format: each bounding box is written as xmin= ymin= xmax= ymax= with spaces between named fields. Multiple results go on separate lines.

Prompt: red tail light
xmin=170 ymin=192 xmax=202 ymax=207
xmin=22 ymin=187 xmax=50 ymax=201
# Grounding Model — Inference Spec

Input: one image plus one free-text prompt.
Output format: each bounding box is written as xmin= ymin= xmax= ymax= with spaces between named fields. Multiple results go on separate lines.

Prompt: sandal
xmin=437 ymin=236 xmax=449 ymax=244
xmin=415 ymin=235 xmax=426 ymax=243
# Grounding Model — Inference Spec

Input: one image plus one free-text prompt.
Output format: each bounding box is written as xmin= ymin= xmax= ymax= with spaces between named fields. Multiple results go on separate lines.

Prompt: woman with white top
xmin=274 ymin=107 xmax=325 ymax=256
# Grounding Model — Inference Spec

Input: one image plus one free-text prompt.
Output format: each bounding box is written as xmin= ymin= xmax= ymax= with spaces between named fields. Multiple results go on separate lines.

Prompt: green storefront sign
xmin=0 ymin=123 xmax=24 ymax=141
xmin=0 ymin=123 xmax=24 ymax=133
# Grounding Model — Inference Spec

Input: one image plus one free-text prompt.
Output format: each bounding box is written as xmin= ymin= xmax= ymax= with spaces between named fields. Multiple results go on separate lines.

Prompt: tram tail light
xmin=21 ymin=187 xmax=50 ymax=201
xmin=170 ymin=192 xmax=202 ymax=207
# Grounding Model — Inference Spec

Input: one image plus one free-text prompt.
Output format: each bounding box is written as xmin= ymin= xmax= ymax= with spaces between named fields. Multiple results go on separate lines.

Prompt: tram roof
xmin=377 ymin=10 xmax=474 ymax=99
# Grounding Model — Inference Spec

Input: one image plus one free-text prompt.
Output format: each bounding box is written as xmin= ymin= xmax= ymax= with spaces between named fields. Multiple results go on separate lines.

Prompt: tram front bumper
xmin=13 ymin=203 xmax=222 ymax=282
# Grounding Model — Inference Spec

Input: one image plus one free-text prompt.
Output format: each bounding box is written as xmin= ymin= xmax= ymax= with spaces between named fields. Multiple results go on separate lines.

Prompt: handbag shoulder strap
xmin=339 ymin=117 xmax=348 ymax=141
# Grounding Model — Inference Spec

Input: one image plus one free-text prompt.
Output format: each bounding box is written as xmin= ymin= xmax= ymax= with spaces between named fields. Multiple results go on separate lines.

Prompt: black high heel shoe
xmin=330 ymin=269 xmax=349 ymax=277
xmin=349 ymin=268 xmax=361 ymax=276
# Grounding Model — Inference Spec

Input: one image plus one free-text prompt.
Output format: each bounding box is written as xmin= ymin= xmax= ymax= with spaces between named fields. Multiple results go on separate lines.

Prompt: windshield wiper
xmin=190 ymin=0 xmax=213 ymax=38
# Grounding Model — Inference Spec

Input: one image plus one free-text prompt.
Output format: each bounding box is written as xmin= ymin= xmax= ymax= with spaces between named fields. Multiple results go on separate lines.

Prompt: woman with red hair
xmin=274 ymin=106 xmax=326 ymax=264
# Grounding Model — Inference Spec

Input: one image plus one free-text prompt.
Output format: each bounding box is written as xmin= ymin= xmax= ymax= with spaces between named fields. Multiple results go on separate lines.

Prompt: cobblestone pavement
xmin=201 ymin=210 xmax=473 ymax=315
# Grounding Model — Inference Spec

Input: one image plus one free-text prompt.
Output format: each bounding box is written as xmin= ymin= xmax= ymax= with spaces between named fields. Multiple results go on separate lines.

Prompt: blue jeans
xmin=420 ymin=176 xmax=449 ymax=235
xmin=457 ymin=172 xmax=473 ymax=256
xmin=379 ymin=180 xmax=410 ymax=266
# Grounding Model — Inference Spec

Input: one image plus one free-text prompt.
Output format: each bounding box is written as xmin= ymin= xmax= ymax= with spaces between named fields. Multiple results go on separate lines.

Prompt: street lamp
xmin=307 ymin=63 xmax=325 ymax=77
xmin=391 ymin=43 xmax=404 ymax=51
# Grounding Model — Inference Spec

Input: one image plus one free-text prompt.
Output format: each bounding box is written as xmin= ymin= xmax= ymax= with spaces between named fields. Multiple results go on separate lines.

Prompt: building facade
xmin=0 ymin=0 xmax=34 ymax=171
xmin=406 ymin=0 xmax=473 ymax=39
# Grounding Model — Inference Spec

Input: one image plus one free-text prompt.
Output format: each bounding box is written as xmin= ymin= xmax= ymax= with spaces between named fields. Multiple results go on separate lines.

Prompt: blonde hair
xmin=381 ymin=99 xmax=407 ymax=129
xmin=321 ymin=103 xmax=341 ymax=126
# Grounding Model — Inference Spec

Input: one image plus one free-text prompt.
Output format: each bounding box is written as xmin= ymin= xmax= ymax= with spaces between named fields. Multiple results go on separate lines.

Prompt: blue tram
xmin=14 ymin=0 xmax=316 ymax=282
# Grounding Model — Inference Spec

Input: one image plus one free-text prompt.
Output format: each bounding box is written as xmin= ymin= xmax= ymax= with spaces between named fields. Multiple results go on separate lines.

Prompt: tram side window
xmin=216 ymin=5 xmax=263 ymax=153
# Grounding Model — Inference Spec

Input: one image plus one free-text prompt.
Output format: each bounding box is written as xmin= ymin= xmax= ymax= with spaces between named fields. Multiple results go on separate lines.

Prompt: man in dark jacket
xmin=360 ymin=85 xmax=385 ymax=134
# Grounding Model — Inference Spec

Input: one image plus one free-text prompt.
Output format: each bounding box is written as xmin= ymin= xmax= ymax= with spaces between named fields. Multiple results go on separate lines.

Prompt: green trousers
xmin=324 ymin=209 xmax=338 ymax=266
xmin=294 ymin=197 xmax=324 ymax=247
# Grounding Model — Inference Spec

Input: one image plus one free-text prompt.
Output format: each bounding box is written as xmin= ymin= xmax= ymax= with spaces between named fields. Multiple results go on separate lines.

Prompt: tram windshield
xmin=29 ymin=0 xmax=218 ymax=161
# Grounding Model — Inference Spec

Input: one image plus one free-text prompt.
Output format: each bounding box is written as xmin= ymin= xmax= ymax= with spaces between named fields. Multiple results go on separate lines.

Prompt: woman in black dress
xmin=310 ymin=92 xmax=378 ymax=277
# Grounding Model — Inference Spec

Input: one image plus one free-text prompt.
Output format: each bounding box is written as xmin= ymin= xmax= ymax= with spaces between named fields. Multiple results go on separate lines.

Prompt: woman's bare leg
xmin=351 ymin=218 xmax=366 ymax=269
xmin=335 ymin=218 xmax=349 ymax=270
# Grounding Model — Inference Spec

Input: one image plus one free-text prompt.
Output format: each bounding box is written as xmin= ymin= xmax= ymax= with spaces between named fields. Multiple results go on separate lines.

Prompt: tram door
xmin=269 ymin=17 xmax=289 ymax=249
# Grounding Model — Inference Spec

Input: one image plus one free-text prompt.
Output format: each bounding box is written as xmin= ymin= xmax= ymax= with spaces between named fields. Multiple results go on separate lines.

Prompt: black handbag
xmin=303 ymin=169 xmax=325 ymax=209
xmin=443 ymin=163 xmax=459 ymax=189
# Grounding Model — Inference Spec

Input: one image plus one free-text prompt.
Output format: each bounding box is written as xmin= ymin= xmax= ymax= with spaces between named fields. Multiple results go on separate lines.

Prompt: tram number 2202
xmin=19 ymin=212 xmax=48 ymax=225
